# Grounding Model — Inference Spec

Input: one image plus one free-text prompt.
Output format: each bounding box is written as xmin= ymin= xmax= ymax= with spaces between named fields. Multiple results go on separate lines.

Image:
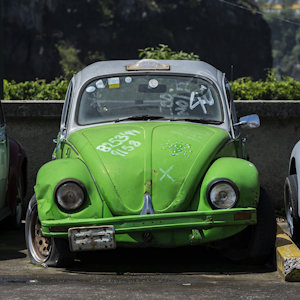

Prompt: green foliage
xmin=231 ymin=71 xmax=300 ymax=100
xmin=84 ymin=50 xmax=105 ymax=66
xmin=3 ymin=78 xmax=68 ymax=100
xmin=138 ymin=44 xmax=200 ymax=61
xmin=56 ymin=42 xmax=85 ymax=81
xmin=256 ymin=0 xmax=299 ymax=10
xmin=264 ymin=9 xmax=300 ymax=79
xmin=56 ymin=41 xmax=105 ymax=80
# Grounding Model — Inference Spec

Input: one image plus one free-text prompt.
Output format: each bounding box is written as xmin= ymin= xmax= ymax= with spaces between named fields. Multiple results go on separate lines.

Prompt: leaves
xmin=231 ymin=70 xmax=300 ymax=100
xmin=138 ymin=44 xmax=200 ymax=61
xmin=265 ymin=9 xmax=300 ymax=79
xmin=56 ymin=42 xmax=85 ymax=81
xmin=3 ymin=78 xmax=68 ymax=100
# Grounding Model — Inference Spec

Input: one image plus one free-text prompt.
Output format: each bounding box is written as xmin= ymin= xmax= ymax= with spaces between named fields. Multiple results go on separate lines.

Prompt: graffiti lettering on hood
xmin=96 ymin=130 xmax=142 ymax=156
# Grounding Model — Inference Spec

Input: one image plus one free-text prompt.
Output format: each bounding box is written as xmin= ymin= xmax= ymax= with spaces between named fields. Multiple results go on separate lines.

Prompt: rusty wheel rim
xmin=29 ymin=203 xmax=52 ymax=263
xmin=33 ymin=216 xmax=51 ymax=259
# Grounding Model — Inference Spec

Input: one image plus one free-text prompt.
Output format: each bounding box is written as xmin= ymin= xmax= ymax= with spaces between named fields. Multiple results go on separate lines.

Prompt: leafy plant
xmin=3 ymin=78 xmax=68 ymax=100
xmin=56 ymin=41 xmax=106 ymax=81
xmin=56 ymin=42 xmax=85 ymax=81
xmin=265 ymin=9 xmax=300 ymax=79
xmin=138 ymin=44 xmax=200 ymax=61
xmin=231 ymin=70 xmax=300 ymax=100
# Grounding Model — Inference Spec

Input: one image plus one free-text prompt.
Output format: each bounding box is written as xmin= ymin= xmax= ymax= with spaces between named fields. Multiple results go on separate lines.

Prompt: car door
xmin=0 ymin=101 xmax=8 ymax=209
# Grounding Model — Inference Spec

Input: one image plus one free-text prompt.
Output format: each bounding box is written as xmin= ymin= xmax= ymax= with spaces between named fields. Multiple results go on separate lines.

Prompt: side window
xmin=0 ymin=102 xmax=5 ymax=126
xmin=60 ymin=82 xmax=73 ymax=132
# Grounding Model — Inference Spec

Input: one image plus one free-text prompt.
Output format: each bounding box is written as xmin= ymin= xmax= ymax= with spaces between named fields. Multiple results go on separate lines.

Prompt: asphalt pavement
xmin=0 ymin=225 xmax=300 ymax=300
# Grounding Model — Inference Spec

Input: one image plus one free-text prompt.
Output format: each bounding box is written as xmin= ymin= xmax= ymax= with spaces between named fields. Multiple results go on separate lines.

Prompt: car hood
xmin=68 ymin=122 xmax=229 ymax=215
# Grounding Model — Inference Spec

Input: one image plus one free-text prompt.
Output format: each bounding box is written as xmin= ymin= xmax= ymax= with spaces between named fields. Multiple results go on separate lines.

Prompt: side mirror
xmin=234 ymin=114 xmax=260 ymax=129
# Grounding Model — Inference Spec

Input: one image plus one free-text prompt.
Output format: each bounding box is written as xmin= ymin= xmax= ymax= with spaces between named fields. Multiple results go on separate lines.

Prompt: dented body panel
xmin=36 ymin=122 xmax=259 ymax=247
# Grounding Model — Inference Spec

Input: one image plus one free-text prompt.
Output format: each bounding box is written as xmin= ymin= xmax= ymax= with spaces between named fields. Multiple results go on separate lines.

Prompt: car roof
xmin=73 ymin=60 xmax=224 ymax=93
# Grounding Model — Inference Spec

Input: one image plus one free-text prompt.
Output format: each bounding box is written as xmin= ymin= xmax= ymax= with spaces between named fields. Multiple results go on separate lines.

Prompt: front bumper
xmin=41 ymin=207 xmax=256 ymax=239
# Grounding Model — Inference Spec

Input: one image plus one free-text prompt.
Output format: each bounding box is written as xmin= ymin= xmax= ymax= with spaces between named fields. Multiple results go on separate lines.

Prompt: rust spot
xmin=145 ymin=180 xmax=152 ymax=188
xmin=234 ymin=212 xmax=252 ymax=221
xmin=152 ymin=169 xmax=158 ymax=174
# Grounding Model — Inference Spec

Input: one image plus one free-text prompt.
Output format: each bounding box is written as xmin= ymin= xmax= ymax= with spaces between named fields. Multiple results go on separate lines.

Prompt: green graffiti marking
xmin=161 ymin=141 xmax=192 ymax=158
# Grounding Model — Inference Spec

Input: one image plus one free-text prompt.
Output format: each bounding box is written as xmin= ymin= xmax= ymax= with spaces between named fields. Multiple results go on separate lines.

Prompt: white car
xmin=285 ymin=142 xmax=300 ymax=241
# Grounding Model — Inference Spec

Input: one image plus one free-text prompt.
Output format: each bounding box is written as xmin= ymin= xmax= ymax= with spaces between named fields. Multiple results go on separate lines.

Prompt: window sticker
xmin=149 ymin=79 xmax=159 ymax=89
xmin=96 ymin=79 xmax=106 ymax=89
xmin=108 ymin=77 xmax=120 ymax=89
xmin=125 ymin=77 xmax=132 ymax=84
xmin=86 ymin=86 xmax=96 ymax=93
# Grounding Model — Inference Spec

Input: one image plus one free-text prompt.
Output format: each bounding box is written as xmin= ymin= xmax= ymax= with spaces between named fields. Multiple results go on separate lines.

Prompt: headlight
xmin=55 ymin=180 xmax=86 ymax=212
xmin=207 ymin=179 xmax=239 ymax=209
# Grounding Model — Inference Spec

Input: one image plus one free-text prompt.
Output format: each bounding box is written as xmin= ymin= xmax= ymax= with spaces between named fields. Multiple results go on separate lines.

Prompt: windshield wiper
xmin=113 ymin=116 xmax=222 ymax=124
xmin=171 ymin=118 xmax=223 ymax=125
xmin=115 ymin=115 xmax=168 ymax=122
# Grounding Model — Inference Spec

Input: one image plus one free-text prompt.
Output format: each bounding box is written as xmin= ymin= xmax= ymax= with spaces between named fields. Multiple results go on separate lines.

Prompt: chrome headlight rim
xmin=206 ymin=178 xmax=239 ymax=210
xmin=54 ymin=179 xmax=86 ymax=213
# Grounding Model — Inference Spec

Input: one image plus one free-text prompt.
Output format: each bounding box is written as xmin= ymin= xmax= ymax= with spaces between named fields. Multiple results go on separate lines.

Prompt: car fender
xmin=35 ymin=158 xmax=107 ymax=222
xmin=199 ymin=157 xmax=260 ymax=210
xmin=289 ymin=140 xmax=300 ymax=217
xmin=7 ymin=138 xmax=27 ymax=213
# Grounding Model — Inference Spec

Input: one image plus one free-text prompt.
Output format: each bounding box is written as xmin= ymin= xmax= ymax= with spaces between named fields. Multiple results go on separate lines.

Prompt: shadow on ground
xmin=0 ymin=223 xmax=26 ymax=260
xmin=0 ymin=224 xmax=275 ymax=275
xmin=66 ymin=246 xmax=275 ymax=275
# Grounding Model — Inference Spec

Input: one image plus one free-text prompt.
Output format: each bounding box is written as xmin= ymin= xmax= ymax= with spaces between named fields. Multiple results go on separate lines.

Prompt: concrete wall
xmin=3 ymin=100 xmax=300 ymax=210
xmin=236 ymin=101 xmax=300 ymax=211
xmin=3 ymin=101 xmax=62 ymax=206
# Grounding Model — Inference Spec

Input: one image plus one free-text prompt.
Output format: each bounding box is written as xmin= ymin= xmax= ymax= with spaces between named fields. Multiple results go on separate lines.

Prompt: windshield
xmin=77 ymin=75 xmax=223 ymax=125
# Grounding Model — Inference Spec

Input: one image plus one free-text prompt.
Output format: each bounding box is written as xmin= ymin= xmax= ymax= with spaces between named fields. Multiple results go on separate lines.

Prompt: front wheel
xmin=25 ymin=195 xmax=73 ymax=267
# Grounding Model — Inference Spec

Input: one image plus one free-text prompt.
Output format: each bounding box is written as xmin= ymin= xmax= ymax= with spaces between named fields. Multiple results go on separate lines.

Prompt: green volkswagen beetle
xmin=25 ymin=59 xmax=276 ymax=266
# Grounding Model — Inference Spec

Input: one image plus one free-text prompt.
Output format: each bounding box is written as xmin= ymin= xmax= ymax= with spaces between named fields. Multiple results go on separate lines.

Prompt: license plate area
xmin=68 ymin=226 xmax=116 ymax=252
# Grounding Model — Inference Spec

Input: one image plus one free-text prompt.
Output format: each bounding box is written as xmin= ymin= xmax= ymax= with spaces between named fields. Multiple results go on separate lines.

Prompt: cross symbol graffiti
xmin=159 ymin=166 xmax=175 ymax=182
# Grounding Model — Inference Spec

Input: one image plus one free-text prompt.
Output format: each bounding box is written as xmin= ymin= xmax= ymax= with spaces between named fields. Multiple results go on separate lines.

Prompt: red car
xmin=0 ymin=101 xmax=26 ymax=226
